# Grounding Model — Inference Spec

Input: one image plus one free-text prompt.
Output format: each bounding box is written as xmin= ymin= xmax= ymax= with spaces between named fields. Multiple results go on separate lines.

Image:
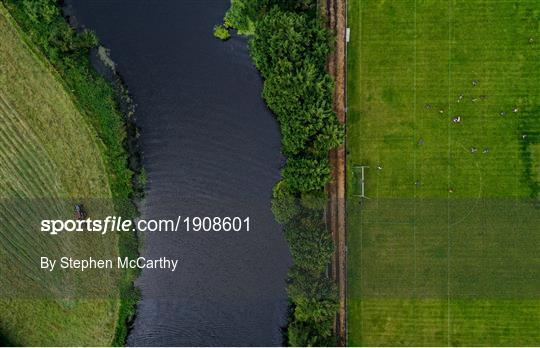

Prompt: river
xmin=64 ymin=1 xmax=291 ymax=346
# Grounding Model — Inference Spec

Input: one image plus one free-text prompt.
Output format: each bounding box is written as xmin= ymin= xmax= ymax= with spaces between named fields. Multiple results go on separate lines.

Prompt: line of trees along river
xmin=223 ymin=1 xmax=343 ymax=346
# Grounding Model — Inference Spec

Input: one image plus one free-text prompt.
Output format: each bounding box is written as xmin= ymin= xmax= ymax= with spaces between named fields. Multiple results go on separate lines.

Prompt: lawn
xmin=0 ymin=4 xmax=120 ymax=345
xmin=346 ymin=0 xmax=540 ymax=345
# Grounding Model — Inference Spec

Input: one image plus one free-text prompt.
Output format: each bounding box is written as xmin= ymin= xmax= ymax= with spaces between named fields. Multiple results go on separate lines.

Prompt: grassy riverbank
xmin=347 ymin=0 xmax=540 ymax=345
xmin=0 ymin=0 xmax=138 ymax=345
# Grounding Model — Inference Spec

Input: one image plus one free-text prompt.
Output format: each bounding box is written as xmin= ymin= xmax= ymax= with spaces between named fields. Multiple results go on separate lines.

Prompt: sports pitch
xmin=346 ymin=0 xmax=540 ymax=345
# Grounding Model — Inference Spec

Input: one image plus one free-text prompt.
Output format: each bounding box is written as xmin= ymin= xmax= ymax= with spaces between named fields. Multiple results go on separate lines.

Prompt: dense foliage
xmin=224 ymin=0 xmax=316 ymax=35
xmin=3 ymin=0 xmax=139 ymax=345
xmin=224 ymin=1 xmax=342 ymax=345
xmin=213 ymin=24 xmax=230 ymax=40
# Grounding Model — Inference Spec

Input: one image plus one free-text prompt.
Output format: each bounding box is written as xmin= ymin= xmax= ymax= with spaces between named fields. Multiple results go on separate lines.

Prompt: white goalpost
xmin=353 ymin=165 xmax=369 ymax=199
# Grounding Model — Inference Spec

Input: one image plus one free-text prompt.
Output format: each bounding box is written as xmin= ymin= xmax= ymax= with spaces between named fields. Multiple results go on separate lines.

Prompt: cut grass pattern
xmin=0 ymin=5 xmax=120 ymax=345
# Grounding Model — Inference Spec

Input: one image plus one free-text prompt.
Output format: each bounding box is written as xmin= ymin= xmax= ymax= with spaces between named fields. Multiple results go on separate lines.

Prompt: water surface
xmin=65 ymin=1 xmax=291 ymax=345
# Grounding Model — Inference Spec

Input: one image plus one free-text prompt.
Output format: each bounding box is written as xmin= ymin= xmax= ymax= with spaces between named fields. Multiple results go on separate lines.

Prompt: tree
xmin=271 ymin=180 xmax=300 ymax=224
xmin=282 ymin=157 xmax=331 ymax=192
xmin=288 ymin=319 xmax=336 ymax=347
xmin=287 ymin=266 xmax=338 ymax=338
xmin=250 ymin=8 xmax=330 ymax=79
xmin=284 ymin=213 xmax=333 ymax=272
xmin=223 ymin=0 xmax=269 ymax=35
xmin=300 ymin=190 xmax=327 ymax=210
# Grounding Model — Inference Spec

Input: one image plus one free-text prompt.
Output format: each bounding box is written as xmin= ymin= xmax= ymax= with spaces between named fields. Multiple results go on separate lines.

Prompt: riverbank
xmin=0 ymin=2 xmax=120 ymax=344
xmin=2 ymin=0 xmax=140 ymax=344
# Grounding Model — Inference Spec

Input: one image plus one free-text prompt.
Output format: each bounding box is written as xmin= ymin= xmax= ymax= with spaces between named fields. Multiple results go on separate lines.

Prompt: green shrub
xmin=250 ymin=8 xmax=330 ymax=79
xmin=300 ymin=190 xmax=327 ymax=210
xmin=213 ymin=24 xmax=230 ymax=40
xmin=282 ymin=157 xmax=331 ymax=193
xmin=262 ymin=61 xmax=342 ymax=156
xmin=288 ymin=266 xmax=338 ymax=339
xmin=284 ymin=214 xmax=333 ymax=273
xmin=287 ymin=319 xmax=336 ymax=347
xmin=223 ymin=0 xmax=261 ymax=35
xmin=271 ymin=180 xmax=300 ymax=224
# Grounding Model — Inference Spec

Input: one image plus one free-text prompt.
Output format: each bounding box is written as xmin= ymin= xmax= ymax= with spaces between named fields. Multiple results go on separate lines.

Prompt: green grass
xmin=0 ymin=4 xmax=121 ymax=345
xmin=346 ymin=0 xmax=540 ymax=345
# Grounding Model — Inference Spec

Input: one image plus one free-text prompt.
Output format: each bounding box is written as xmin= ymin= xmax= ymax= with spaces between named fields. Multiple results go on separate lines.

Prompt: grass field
xmin=0 ymin=4 xmax=120 ymax=345
xmin=346 ymin=0 xmax=540 ymax=345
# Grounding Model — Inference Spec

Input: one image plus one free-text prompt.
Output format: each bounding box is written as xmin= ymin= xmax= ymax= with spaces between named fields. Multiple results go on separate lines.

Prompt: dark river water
xmin=64 ymin=1 xmax=291 ymax=345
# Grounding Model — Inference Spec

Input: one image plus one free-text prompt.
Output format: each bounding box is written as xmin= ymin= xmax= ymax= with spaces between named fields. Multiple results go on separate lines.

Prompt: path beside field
xmin=322 ymin=0 xmax=347 ymax=345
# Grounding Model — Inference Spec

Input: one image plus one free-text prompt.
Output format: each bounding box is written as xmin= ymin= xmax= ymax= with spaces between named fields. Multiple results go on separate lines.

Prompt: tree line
xmin=222 ymin=1 xmax=343 ymax=345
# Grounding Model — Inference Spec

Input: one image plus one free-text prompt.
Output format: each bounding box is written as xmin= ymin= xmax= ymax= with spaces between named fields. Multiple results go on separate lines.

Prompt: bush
xmin=224 ymin=0 xmax=317 ymax=37
xmin=250 ymin=8 xmax=330 ymax=79
xmin=282 ymin=157 xmax=331 ymax=193
xmin=287 ymin=319 xmax=336 ymax=347
xmin=284 ymin=213 xmax=333 ymax=273
xmin=213 ymin=24 xmax=230 ymax=40
xmin=262 ymin=61 xmax=342 ymax=157
xmin=300 ymin=190 xmax=327 ymax=210
xmin=288 ymin=266 xmax=338 ymax=341
xmin=223 ymin=0 xmax=265 ymax=35
xmin=271 ymin=181 xmax=300 ymax=224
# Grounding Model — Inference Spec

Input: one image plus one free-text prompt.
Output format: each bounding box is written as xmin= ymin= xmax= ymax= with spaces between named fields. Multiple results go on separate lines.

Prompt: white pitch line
xmin=412 ymin=0 xmax=418 ymax=336
xmin=447 ymin=0 xmax=453 ymax=345
xmin=358 ymin=0 xmax=365 ymax=340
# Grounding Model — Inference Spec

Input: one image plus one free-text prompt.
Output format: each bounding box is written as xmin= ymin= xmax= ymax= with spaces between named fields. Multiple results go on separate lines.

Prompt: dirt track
xmin=322 ymin=0 xmax=347 ymax=345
